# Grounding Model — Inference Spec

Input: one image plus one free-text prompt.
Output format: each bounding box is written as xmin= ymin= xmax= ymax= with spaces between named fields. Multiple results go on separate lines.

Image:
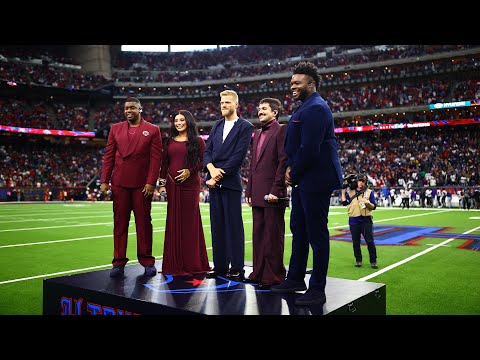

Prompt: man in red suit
xmin=100 ymin=97 xmax=162 ymax=277
xmin=244 ymin=98 xmax=288 ymax=288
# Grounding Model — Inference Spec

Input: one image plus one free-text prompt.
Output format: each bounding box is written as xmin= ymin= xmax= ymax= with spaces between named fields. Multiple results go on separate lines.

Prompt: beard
xmin=221 ymin=108 xmax=235 ymax=117
xmin=297 ymin=88 xmax=309 ymax=102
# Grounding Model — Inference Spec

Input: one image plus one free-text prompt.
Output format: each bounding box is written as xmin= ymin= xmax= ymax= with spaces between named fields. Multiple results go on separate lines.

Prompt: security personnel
xmin=341 ymin=174 xmax=378 ymax=269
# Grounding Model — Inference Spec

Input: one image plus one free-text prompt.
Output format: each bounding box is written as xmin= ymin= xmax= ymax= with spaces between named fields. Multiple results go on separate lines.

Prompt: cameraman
xmin=341 ymin=174 xmax=378 ymax=269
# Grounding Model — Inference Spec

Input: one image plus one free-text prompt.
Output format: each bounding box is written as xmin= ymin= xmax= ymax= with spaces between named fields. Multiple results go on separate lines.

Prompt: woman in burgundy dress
xmin=159 ymin=110 xmax=211 ymax=276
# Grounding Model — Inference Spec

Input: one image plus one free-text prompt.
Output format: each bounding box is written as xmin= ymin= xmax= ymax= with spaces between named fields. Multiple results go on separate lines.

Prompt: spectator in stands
xmin=100 ymin=97 xmax=162 ymax=277
xmin=203 ymin=89 xmax=254 ymax=281
xmin=341 ymin=173 xmax=378 ymax=269
xmin=158 ymin=110 xmax=210 ymax=276
xmin=244 ymin=98 xmax=288 ymax=289
xmin=271 ymin=61 xmax=343 ymax=307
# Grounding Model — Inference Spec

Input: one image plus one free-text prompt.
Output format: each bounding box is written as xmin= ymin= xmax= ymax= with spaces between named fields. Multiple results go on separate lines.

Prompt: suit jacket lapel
xmin=290 ymin=101 xmax=302 ymax=116
xmin=214 ymin=119 xmax=241 ymax=161
xmin=252 ymin=128 xmax=261 ymax=168
xmin=255 ymin=121 xmax=279 ymax=168
xmin=117 ymin=121 xmax=129 ymax=157
xmin=221 ymin=119 xmax=240 ymax=149
xmin=290 ymin=93 xmax=318 ymax=117
xmin=124 ymin=120 xmax=144 ymax=158
xmin=212 ymin=120 xmax=225 ymax=162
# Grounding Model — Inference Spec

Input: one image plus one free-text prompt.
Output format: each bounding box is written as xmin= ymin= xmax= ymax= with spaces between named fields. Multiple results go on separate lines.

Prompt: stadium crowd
xmin=0 ymin=44 xmax=479 ymax=206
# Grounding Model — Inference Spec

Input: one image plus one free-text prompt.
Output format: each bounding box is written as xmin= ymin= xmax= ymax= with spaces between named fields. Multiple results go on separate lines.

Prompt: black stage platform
xmin=43 ymin=263 xmax=385 ymax=315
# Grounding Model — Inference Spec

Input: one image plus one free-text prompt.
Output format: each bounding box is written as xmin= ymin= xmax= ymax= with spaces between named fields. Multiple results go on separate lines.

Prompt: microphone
xmin=205 ymin=181 xmax=222 ymax=189
xmin=264 ymin=195 xmax=290 ymax=201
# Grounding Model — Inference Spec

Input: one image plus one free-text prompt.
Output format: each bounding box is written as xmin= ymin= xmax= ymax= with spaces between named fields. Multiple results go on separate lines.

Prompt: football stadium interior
xmin=0 ymin=44 xmax=479 ymax=315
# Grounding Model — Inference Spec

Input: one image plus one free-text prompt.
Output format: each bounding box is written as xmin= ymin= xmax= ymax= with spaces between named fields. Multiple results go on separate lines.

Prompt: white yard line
xmin=0 ymin=212 xmax=168 ymax=224
xmin=0 ymin=207 xmax=476 ymax=285
xmin=0 ymin=265 xmax=123 ymax=285
xmin=0 ymin=231 xmax=163 ymax=249
xmin=0 ymin=208 xmax=238 ymax=225
xmin=0 ymin=215 xmax=166 ymax=231
xmin=0 ymin=222 xmax=115 ymax=232
xmin=0 ymin=242 xmax=258 ymax=286
xmin=0 ymin=221 xmax=252 ymax=249
xmin=0 ymin=214 xmax=119 ymax=224
xmin=286 ymin=209 xmax=453 ymax=236
xmin=358 ymin=225 xmax=480 ymax=282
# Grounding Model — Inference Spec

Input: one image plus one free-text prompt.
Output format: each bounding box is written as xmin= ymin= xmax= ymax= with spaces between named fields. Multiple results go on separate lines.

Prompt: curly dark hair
xmin=291 ymin=61 xmax=321 ymax=89
xmin=166 ymin=110 xmax=200 ymax=169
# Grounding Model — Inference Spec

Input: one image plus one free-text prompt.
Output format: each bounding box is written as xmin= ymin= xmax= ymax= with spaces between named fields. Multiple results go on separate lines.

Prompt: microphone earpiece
xmin=264 ymin=195 xmax=290 ymax=201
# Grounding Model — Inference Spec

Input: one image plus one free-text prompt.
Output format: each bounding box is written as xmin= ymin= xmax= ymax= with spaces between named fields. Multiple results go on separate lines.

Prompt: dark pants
xmin=111 ymin=185 xmax=155 ymax=267
xmin=350 ymin=218 xmax=377 ymax=263
xmin=209 ymin=187 xmax=245 ymax=273
xmin=250 ymin=206 xmax=286 ymax=285
xmin=286 ymin=187 xmax=330 ymax=292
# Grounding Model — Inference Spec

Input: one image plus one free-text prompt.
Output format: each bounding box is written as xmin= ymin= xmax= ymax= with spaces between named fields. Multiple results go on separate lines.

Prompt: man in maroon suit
xmin=244 ymin=98 xmax=288 ymax=288
xmin=100 ymin=97 xmax=162 ymax=277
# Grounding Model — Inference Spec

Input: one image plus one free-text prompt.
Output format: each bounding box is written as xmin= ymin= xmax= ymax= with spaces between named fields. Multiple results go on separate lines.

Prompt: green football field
xmin=0 ymin=201 xmax=479 ymax=315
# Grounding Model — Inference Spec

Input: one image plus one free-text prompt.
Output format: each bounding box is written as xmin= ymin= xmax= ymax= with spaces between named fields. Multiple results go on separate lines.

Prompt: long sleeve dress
xmin=159 ymin=137 xmax=211 ymax=276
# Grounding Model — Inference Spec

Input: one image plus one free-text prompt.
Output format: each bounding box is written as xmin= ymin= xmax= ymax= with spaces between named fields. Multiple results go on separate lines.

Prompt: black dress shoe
xmin=205 ymin=269 xmax=227 ymax=278
xmin=258 ymin=283 xmax=271 ymax=289
xmin=295 ymin=289 xmax=326 ymax=306
xmin=271 ymin=279 xmax=307 ymax=293
xmin=242 ymin=277 xmax=258 ymax=284
xmin=144 ymin=264 xmax=157 ymax=276
xmin=110 ymin=265 xmax=124 ymax=278
xmin=226 ymin=271 xmax=245 ymax=281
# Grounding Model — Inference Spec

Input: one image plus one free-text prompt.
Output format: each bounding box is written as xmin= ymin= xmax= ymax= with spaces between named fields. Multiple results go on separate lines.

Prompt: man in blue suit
xmin=271 ymin=61 xmax=343 ymax=306
xmin=203 ymin=89 xmax=254 ymax=280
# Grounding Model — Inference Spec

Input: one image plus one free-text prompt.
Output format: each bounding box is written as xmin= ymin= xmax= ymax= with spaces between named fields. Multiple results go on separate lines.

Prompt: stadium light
xmin=121 ymin=45 xmax=239 ymax=52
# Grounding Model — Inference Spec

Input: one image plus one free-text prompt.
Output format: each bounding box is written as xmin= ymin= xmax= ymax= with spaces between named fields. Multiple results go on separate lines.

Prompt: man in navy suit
xmin=244 ymin=98 xmax=288 ymax=288
xmin=271 ymin=62 xmax=343 ymax=306
xmin=203 ymin=90 xmax=254 ymax=280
